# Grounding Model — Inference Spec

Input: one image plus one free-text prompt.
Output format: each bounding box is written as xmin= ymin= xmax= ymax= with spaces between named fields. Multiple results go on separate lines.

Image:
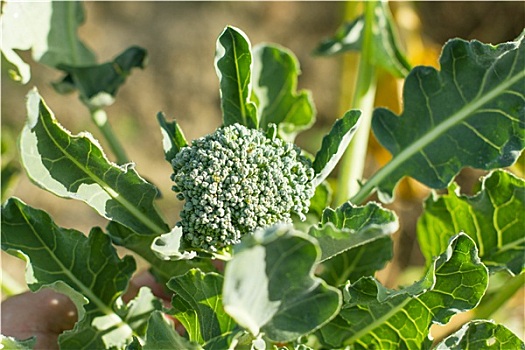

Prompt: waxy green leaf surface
xmin=435 ymin=320 xmax=525 ymax=349
xmin=310 ymin=201 xmax=398 ymax=263
xmin=252 ymin=44 xmax=316 ymax=141
xmin=223 ymin=225 xmax=341 ymax=342
xmin=1 ymin=198 xmax=161 ymax=349
xmin=312 ymin=110 xmax=361 ymax=188
xmin=318 ymin=234 xmax=489 ymax=349
xmin=215 ymin=26 xmax=258 ymax=129
xmin=310 ymin=202 xmax=397 ymax=286
xmin=142 ymin=312 xmax=202 ymax=350
xmin=20 ymin=90 xmax=168 ymax=235
xmin=167 ymin=269 xmax=235 ymax=347
xmin=367 ymin=32 xmax=525 ymax=202
xmin=418 ymin=170 xmax=525 ymax=275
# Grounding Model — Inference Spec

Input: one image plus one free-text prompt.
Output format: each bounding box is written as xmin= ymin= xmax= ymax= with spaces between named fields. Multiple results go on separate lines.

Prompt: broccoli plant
xmin=170 ymin=124 xmax=314 ymax=253
xmin=1 ymin=1 xmax=524 ymax=349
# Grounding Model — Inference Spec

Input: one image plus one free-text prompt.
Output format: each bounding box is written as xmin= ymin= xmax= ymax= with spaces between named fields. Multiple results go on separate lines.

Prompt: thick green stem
xmin=90 ymin=109 xmax=129 ymax=164
xmin=475 ymin=272 xmax=525 ymax=320
xmin=335 ymin=1 xmax=378 ymax=206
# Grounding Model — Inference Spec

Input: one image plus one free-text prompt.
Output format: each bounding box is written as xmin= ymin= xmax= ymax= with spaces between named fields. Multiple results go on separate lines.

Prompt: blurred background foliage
xmin=2 ymin=0 xmax=524 ymax=340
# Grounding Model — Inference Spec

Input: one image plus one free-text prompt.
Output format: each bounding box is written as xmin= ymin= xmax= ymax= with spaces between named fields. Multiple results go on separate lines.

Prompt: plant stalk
xmin=90 ymin=109 xmax=129 ymax=164
xmin=335 ymin=0 xmax=378 ymax=206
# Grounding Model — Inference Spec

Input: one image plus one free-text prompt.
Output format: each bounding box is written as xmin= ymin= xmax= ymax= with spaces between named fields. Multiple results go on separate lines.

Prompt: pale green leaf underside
xmin=252 ymin=44 xmax=316 ymax=142
xmin=435 ymin=320 xmax=525 ymax=350
xmin=215 ymin=26 xmax=258 ymax=129
xmin=312 ymin=110 xmax=361 ymax=188
xmin=168 ymin=269 xmax=235 ymax=346
xmin=20 ymin=90 xmax=168 ymax=235
xmin=318 ymin=234 xmax=489 ymax=349
xmin=0 ymin=198 xmax=159 ymax=349
xmin=1 ymin=1 xmax=95 ymax=83
xmin=223 ymin=225 xmax=341 ymax=342
xmin=363 ymin=31 xmax=525 ymax=203
xmin=314 ymin=1 xmax=410 ymax=78
xmin=418 ymin=170 xmax=525 ymax=275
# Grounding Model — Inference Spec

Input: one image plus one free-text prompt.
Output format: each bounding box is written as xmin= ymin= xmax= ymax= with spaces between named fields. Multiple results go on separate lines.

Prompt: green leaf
xmin=60 ymin=286 xmax=162 ymax=349
xmin=307 ymin=181 xmax=332 ymax=218
xmin=1 ymin=198 xmax=161 ymax=349
xmin=223 ymin=225 xmax=341 ymax=342
xmin=361 ymin=31 xmax=525 ymax=203
xmin=317 ymin=234 xmax=489 ymax=349
xmin=312 ymin=110 xmax=361 ymax=188
xmin=151 ymin=226 xmax=197 ymax=261
xmin=107 ymin=222 xmax=214 ymax=285
xmin=214 ymin=26 xmax=258 ymax=129
xmin=168 ymin=269 xmax=235 ymax=347
xmin=314 ymin=1 xmax=410 ymax=78
xmin=310 ymin=202 xmax=397 ymax=286
xmin=20 ymin=90 xmax=168 ymax=235
xmin=142 ymin=311 xmax=202 ymax=350
xmin=251 ymin=44 xmax=316 ymax=141
xmin=0 ymin=335 xmax=36 ymax=350
xmin=1 ymin=1 xmax=96 ymax=83
xmin=52 ymin=46 xmax=147 ymax=110
xmin=318 ymin=237 xmax=392 ymax=287
xmin=310 ymin=201 xmax=398 ymax=263
xmin=157 ymin=112 xmax=188 ymax=164
xmin=418 ymin=170 xmax=525 ymax=275
xmin=435 ymin=320 xmax=525 ymax=350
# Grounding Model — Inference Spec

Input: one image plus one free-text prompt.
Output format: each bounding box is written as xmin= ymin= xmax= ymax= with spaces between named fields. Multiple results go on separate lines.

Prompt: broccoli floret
xmin=171 ymin=123 xmax=314 ymax=252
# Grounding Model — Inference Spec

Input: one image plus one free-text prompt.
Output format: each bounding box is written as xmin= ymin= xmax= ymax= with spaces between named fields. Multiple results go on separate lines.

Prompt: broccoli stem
xmin=335 ymin=1 xmax=378 ymax=206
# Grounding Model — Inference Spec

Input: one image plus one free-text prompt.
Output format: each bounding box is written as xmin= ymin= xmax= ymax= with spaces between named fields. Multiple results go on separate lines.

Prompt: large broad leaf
xmin=356 ymin=31 xmax=525 ymax=203
xmin=435 ymin=320 xmax=525 ymax=349
xmin=418 ymin=170 xmax=525 ymax=276
xmin=311 ymin=110 xmax=361 ymax=188
xmin=52 ymin=47 xmax=147 ymax=110
xmin=167 ymin=269 xmax=235 ymax=347
xmin=1 ymin=198 xmax=162 ymax=349
xmin=310 ymin=201 xmax=398 ymax=286
xmin=156 ymin=112 xmax=188 ymax=164
xmin=214 ymin=26 xmax=258 ymax=129
xmin=314 ymin=0 xmax=410 ymax=78
xmin=1 ymin=1 xmax=96 ymax=83
xmin=19 ymin=90 xmax=168 ymax=235
xmin=317 ymin=234 xmax=489 ymax=349
xmin=251 ymin=44 xmax=316 ymax=141
xmin=223 ymin=225 xmax=341 ymax=342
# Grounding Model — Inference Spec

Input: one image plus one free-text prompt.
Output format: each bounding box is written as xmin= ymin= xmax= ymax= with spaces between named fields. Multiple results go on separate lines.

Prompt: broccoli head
xmin=171 ymin=124 xmax=314 ymax=251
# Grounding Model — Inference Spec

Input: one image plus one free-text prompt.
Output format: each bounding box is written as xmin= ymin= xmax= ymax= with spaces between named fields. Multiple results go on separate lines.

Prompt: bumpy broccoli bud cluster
xmin=171 ymin=123 xmax=314 ymax=251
